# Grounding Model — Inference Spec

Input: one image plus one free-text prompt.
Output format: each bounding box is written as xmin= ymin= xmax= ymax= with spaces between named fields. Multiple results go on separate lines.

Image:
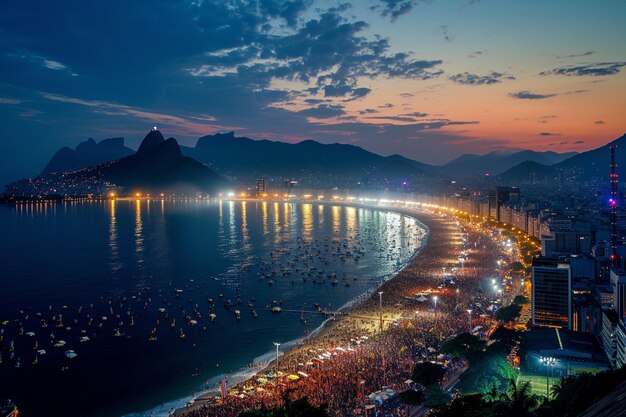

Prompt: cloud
xmin=297 ymin=104 xmax=345 ymax=118
xmin=509 ymin=91 xmax=557 ymax=100
xmin=401 ymin=112 xmax=428 ymax=117
xmin=0 ymin=97 xmax=22 ymax=104
xmin=595 ymin=120 xmax=605 ymax=125
xmin=449 ymin=71 xmax=515 ymax=85
xmin=539 ymin=132 xmax=560 ymax=136
xmin=40 ymin=92 xmax=235 ymax=135
xmin=358 ymin=108 xmax=378 ymax=115
xmin=374 ymin=0 xmax=418 ymax=21
xmin=555 ymin=51 xmax=594 ymax=59
xmin=467 ymin=51 xmax=484 ymax=58
xmin=540 ymin=62 xmax=626 ymax=77
xmin=379 ymin=103 xmax=394 ymax=108
xmin=439 ymin=25 xmax=453 ymax=43
xmin=399 ymin=92 xmax=414 ymax=97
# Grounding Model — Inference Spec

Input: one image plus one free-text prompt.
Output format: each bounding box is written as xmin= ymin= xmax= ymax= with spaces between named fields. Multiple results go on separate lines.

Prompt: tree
xmin=495 ymin=304 xmax=522 ymax=323
xmin=239 ymin=391 xmax=328 ymax=417
xmin=430 ymin=393 xmax=496 ymax=417
xmin=398 ymin=389 xmax=425 ymax=415
xmin=497 ymin=378 xmax=541 ymax=417
xmin=411 ymin=362 xmax=446 ymax=387
xmin=490 ymin=326 xmax=520 ymax=350
xmin=510 ymin=262 xmax=524 ymax=272
xmin=441 ymin=332 xmax=486 ymax=359
xmin=513 ymin=295 xmax=529 ymax=305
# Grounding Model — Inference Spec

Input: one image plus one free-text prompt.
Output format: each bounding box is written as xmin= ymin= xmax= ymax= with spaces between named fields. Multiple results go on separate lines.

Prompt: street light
xmin=539 ymin=356 xmax=556 ymax=399
xmin=378 ymin=291 xmax=384 ymax=334
xmin=466 ymin=309 xmax=473 ymax=332
xmin=273 ymin=342 xmax=281 ymax=389
xmin=433 ymin=295 xmax=438 ymax=321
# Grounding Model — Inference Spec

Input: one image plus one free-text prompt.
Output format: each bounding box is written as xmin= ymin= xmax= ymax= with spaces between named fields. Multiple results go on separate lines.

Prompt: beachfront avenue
xmin=176 ymin=201 xmax=528 ymax=417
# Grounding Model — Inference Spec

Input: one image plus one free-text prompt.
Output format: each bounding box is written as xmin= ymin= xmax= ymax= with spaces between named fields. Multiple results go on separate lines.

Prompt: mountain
xmin=41 ymin=137 xmax=134 ymax=176
xmin=6 ymin=130 xmax=229 ymax=196
xmin=440 ymin=150 xmax=577 ymax=178
xmin=499 ymin=133 xmax=626 ymax=183
xmin=181 ymin=131 xmax=434 ymax=187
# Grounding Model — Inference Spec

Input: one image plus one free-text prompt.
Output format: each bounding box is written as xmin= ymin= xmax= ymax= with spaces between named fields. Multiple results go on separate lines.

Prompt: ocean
xmin=0 ymin=199 xmax=426 ymax=417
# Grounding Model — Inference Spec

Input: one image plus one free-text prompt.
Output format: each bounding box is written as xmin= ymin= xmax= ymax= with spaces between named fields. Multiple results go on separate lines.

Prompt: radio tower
xmin=610 ymin=145 xmax=618 ymax=267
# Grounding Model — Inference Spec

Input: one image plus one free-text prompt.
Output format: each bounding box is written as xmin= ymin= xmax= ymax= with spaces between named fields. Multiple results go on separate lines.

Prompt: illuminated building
xmin=532 ymin=257 xmax=572 ymax=329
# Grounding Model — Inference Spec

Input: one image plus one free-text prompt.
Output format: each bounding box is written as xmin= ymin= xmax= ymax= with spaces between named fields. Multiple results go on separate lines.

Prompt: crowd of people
xmin=178 ymin=208 xmax=512 ymax=417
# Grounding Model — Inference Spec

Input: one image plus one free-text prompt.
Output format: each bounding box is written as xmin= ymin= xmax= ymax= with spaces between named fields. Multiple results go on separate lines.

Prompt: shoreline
xmin=171 ymin=203 xmax=441 ymax=416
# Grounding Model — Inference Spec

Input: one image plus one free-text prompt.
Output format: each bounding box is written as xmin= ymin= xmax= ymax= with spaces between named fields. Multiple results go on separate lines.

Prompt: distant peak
xmin=137 ymin=129 xmax=165 ymax=155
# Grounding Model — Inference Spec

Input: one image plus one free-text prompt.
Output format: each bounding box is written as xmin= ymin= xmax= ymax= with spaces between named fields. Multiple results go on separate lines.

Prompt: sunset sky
xmin=1 ymin=0 xmax=625 ymax=184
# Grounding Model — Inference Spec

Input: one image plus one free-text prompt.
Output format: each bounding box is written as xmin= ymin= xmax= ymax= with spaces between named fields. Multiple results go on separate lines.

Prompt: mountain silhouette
xmin=41 ymin=137 xmax=134 ymax=176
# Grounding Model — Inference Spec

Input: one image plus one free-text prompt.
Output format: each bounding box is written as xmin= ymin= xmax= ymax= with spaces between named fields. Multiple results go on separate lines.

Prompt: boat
xmin=271 ymin=307 xmax=282 ymax=313
xmin=65 ymin=350 xmax=78 ymax=359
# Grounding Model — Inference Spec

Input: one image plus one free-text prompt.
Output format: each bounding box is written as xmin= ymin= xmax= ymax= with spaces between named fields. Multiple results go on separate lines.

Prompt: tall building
xmin=532 ymin=257 xmax=572 ymax=329
xmin=256 ymin=178 xmax=266 ymax=196
xmin=488 ymin=187 xmax=519 ymax=221
xmin=611 ymin=270 xmax=626 ymax=368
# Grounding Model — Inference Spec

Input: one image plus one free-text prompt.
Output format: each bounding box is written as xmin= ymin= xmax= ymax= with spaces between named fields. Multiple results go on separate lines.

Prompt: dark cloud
xmin=297 ymin=104 xmax=344 ymax=118
xmin=540 ymin=132 xmax=560 ymax=136
xmin=379 ymin=103 xmax=394 ymax=108
xmin=595 ymin=120 xmax=605 ymax=125
xmin=449 ymin=71 xmax=515 ymax=85
xmin=509 ymin=91 xmax=557 ymax=100
xmin=467 ymin=51 xmax=484 ymax=58
xmin=358 ymin=108 xmax=378 ymax=115
xmin=401 ymin=112 xmax=428 ymax=117
xmin=367 ymin=115 xmax=422 ymax=123
xmin=439 ymin=25 xmax=453 ymax=43
xmin=374 ymin=0 xmax=419 ymax=21
xmin=399 ymin=92 xmax=414 ymax=97
xmin=555 ymin=51 xmax=594 ymax=59
xmin=540 ymin=62 xmax=626 ymax=77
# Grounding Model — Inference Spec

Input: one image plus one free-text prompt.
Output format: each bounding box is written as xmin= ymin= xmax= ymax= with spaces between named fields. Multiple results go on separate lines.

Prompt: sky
xmin=1 ymin=0 xmax=626 ymax=185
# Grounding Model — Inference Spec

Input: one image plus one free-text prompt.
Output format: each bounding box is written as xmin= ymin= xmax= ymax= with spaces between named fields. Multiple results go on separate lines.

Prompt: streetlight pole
xmin=433 ymin=296 xmax=438 ymax=322
xmin=273 ymin=342 xmax=281 ymax=390
xmin=378 ymin=291 xmax=383 ymax=334
xmin=540 ymin=356 xmax=556 ymax=400
xmin=467 ymin=309 xmax=473 ymax=333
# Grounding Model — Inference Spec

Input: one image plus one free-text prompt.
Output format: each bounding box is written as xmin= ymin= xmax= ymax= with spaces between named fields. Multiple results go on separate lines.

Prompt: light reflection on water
xmin=0 ymin=200 xmax=427 ymax=417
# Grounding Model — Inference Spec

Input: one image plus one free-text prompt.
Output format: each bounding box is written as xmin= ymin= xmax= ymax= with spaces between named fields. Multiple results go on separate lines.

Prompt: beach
xmin=175 ymin=205 xmax=507 ymax=417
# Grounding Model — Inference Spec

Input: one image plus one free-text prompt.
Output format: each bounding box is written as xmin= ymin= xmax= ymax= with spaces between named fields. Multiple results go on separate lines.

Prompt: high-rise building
xmin=256 ymin=178 xmax=266 ymax=196
xmin=532 ymin=257 xmax=572 ymax=329
xmin=488 ymin=187 xmax=519 ymax=221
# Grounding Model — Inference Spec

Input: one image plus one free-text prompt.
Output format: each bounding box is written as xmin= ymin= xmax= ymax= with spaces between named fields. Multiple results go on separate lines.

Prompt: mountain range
xmin=5 ymin=130 xmax=229 ymax=195
xmin=440 ymin=150 xmax=577 ymax=178
xmin=8 ymin=130 xmax=626 ymax=195
xmin=498 ymin=133 xmax=626 ymax=183
xmin=41 ymin=137 xmax=134 ymax=176
xmin=180 ymin=131 xmax=432 ymax=187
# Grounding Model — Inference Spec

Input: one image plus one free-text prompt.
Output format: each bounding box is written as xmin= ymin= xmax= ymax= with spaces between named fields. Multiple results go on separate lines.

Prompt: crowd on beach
xmin=178 ymin=208 xmax=511 ymax=417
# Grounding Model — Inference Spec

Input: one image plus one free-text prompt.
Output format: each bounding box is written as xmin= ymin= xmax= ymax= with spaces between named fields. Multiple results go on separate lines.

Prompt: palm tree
xmin=495 ymin=378 xmax=540 ymax=417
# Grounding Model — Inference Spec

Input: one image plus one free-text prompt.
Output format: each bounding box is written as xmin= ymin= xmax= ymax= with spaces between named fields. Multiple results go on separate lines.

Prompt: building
xmin=600 ymin=309 xmax=619 ymax=368
xmin=542 ymin=219 xmax=592 ymax=257
xmin=488 ymin=187 xmax=519 ymax=221
xmin=532 ymin=257 xmax=572 ymax=329
xmin=256 ymin=178 xmax=266 ymax=196
xmin=519 ymin=328 xmax=610 ymax=387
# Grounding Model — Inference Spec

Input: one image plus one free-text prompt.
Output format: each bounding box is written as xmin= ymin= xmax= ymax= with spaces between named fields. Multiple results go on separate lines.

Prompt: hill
xmin=499 ymin=133 xmax=626 ymax=183
xmin=440 ymin=150 xmax=577 ymax=178
xmin=181 ymin=132 xmax=433 ymax=188
xmin=41 ymin=137 xmax=134 ymax=176
xmin=5 ymin=130 xmax=229 ymax=196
